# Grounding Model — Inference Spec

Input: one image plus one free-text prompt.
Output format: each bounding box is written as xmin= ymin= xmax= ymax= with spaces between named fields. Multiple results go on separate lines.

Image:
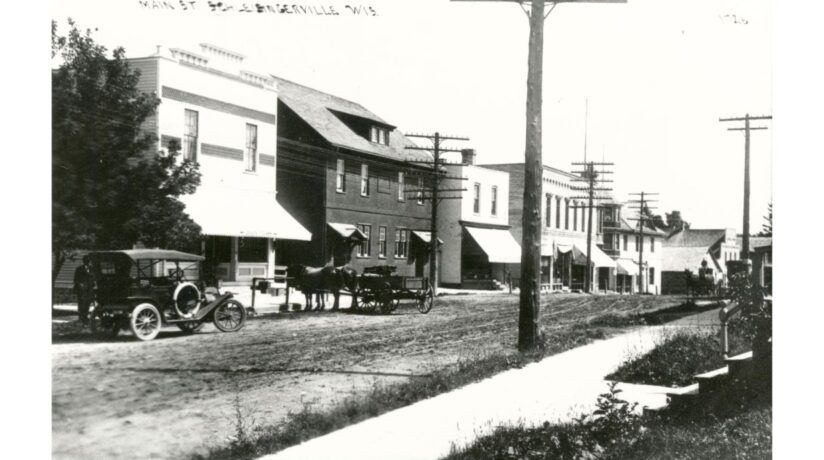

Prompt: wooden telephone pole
xmin=570 ymin=161 xmax=613 ymax=293
xmin=719 ymin=114 xmax=772 ymax=259
xmin=627 ymin=192 xmax=658 ymax=293
xmin=406 ymin=132 xmax=469 ymax=296
xmin=450 ymin=0 xmax=627 ymax=351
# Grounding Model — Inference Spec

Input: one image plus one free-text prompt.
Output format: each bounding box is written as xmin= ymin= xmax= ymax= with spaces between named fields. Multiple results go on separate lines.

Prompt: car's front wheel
xmin=212 ymin=300 xmax=247 ymax=332
xmin=130 ymin=303 xmax=162 ymax=341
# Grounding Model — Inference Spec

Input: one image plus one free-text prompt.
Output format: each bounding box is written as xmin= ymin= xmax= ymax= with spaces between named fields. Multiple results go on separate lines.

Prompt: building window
xmin=245 ymin=123 xmax=257 ymax=172
xmin=649 ymin=267 xmax=656 ymax=285
xmin=357 ymin=224 xmax=371 ymax=257
xmin=473 ymin=183 xmax=481 ymax=213
xmin=378 ymin=226 xmax=387 ymax=257
xmin=394 ymin=228 xmax=408 ymax=258
xmin=491 ymin=186 xmax=498 ymax=216
xmin=183 ymin=109 xmax=198 ymax=161
xmin=545 ymin=194 xmax=552 ymax=228
xmin=565 ymin=199 xmax=570 ymax=230
xmin=582 ymin=204 xmax=586 ymax=231
xmin=651 ymin=237 xmax=655 ymax=252
xmin=623 ymin=234 xmax=628 ymax=251
xmin=336 ymin=159 xmax=346 ymax=193
xmin=555 ymin=197 xmax=561 ymax=228
xmin=361 ymin=164 xmax=369 ymax=196
xmin=398 ymin=172 xmax=405 ymax=201
xmin=417 ymin=177 xmax=424 ymax=204
xmin=369 ymin=126 xmax=389 ymax=145
xmin=635 ymin=236 xmax=640 ymax=252
xmin=573 ymin=202 xmax=578 ymax=231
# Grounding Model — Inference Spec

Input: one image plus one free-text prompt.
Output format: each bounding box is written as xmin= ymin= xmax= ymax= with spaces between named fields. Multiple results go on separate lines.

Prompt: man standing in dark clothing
xmin=74 ymin=256 xmax=95 ymax=324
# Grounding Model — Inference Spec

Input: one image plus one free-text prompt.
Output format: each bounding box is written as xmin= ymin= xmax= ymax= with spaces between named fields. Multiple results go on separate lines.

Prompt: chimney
xmin=461 ymin=148 xmax=476 ymax=165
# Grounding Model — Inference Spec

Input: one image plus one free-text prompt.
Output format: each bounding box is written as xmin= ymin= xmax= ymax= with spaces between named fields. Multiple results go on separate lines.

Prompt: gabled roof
xmin=664 ymin=228 xmax=726 ymax=248
xmin=662 ymin=247 xmax=721 ymax=272
xmin=736 ymin=236 xmax=772 ymax=251
xmin=614 ymin=217 xmax=668 ymax=236
xmin=271 ymin=75 xmax=429 ymax=163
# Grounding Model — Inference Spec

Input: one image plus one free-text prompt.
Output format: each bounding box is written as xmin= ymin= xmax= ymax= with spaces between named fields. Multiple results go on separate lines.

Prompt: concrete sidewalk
xmin=260 ymin=317 xmax=719 ymax=460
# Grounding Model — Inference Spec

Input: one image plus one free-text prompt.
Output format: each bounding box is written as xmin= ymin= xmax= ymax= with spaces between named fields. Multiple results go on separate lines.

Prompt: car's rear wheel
xmin=130 ymin=303 xmax=162 ymax=341
xmin=213 ymin=300 xmax=247 ymax=332
xmin=90 ymin=311 xmax=121 ymax=339
xmin=176 ymin=321 xmax=204 ymax=334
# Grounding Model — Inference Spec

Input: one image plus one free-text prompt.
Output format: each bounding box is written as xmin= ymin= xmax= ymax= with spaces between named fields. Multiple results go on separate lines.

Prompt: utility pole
xmin=719 ymin=113 xmax=771 ymax=259
xmin=570 ymin=161 xmax=613 ymax=293
xmin=450 ymin=0 xmax=627 ymax=351
xmin=406 ymin=132 xmax=469 ymax=297
xmin=627 ymin=192 xmax=658 ymax=294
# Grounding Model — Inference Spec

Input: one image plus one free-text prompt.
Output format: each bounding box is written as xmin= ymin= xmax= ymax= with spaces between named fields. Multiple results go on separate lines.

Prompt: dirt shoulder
xmin=52 ymin=294 xmax=684 ymax=460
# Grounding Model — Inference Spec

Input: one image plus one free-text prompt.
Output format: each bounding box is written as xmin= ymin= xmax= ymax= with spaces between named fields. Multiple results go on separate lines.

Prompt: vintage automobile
xmin=87 ymin=249 xmax=247 ymax=341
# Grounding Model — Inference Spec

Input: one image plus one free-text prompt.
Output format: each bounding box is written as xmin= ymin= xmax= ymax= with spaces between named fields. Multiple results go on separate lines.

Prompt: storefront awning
xmin=588 ymin=246 xmax=617 ymax=268
xmin=328 ymin=223 xmax=367 ymax=241
xmin=412 ymin=231 xmax=443 ymax=245
xmin=616 ymin=258 xmax=639 ymax=276
xmin=181 ymin=188 xmax=311 ymax=241
xmin=464 ymin=226 xmax=522 ymax=264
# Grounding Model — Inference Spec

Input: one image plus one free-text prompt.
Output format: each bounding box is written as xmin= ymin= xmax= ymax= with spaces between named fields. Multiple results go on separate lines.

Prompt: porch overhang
xmin=181 ymin=188 xmax=311 ymax=241
xmin=411 ymin=230 xmax=444 ymax=246
xmin=328 ymin=222 xmax=367 ymax=241
xmin=616 ymin=258 xmax=639 ymax=276
xmin=464 ymin=226 xmax=521 ymax=264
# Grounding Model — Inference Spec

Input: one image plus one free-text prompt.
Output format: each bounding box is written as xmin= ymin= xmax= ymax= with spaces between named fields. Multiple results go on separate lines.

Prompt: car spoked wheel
xmin=90 ymin=311 xmax=121 ymax=339
xmin=213 ymin=299 xmax=247 ymax=332
xmin=176 ymin=321 xmax=204 ymax=334
xmin=130 ymin=303 xmax=162 ymax=341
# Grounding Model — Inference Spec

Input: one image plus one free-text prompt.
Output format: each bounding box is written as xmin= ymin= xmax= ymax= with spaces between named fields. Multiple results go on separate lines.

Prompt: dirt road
xmin=52 ymin=293 xmax=683 ymax=459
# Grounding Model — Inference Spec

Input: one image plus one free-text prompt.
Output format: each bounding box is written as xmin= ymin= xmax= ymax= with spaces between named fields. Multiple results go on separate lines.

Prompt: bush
xmin=605 ymin=330 xmax=748 ymax=387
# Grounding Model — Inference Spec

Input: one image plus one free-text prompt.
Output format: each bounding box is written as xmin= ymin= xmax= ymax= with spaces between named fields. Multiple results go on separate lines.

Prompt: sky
xmin=50 ymin=0 xmax=773 ymax=231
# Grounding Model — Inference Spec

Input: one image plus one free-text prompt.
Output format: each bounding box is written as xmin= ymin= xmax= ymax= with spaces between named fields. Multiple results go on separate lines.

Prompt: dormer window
xmin=369 ymin=126 xmax=389 ymax=146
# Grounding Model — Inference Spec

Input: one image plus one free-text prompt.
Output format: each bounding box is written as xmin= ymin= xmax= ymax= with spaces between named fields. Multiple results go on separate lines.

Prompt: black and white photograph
xmin=8 ymin=0 xmax=811 ymax=457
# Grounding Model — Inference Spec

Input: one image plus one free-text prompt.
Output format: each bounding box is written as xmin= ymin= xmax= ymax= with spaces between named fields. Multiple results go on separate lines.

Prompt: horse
xmin=287 ymin=265 xmax=359 ymax=311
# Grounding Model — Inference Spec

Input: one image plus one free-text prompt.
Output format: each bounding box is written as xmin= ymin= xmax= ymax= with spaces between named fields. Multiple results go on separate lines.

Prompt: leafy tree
xmin=52 ymin=19 xmax=202 ymax=285
xmin=758 ymin=201 xmax=772 ymax=236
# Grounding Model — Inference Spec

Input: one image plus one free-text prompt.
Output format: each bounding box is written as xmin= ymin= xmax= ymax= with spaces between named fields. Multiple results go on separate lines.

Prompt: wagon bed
xmin=357 ymin=266 xmax=434 ymax=314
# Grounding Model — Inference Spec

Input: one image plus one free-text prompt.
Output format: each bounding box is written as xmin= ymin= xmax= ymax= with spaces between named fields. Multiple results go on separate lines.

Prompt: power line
xmin=404 ymin=131 xmax=470 ymax=296
xmin=719 ymin=113 xmax=772 ymax=259
xmin=626 ymin=192 xmax=659 ymax=294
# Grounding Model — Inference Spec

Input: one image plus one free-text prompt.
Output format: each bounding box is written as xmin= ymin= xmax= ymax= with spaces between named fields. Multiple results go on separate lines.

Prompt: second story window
xmin=245 ymin=123 xmax=257 ymax=172
xmin=623 ymin=234 xmax=628 ymax=251
xmin=635 ymin=236 xmax=641 ymax=252
xmin=416 ymin=177 xmax=424 ymax=204
xmin=357 ymin=224 xmax=371 ymax=257
xmin=398 ymin=172 xmax=405 ymax=201
xmin=565 ymin=199 xmax=570 ymax=230
xmin=183 ymin=109 xmax=198 ymax=161
xmin=378 ymin=226 xmax=387 ymax=257
xmin=555 ymin=197 xmax=561 ymax=228
xmin=573 ymin=202 xmax=578 ymax=231
xmin=491 ymin=186 xmax=498 ymax=216
xmin=361 ymin=164 xmax=369 ymax=196
xmin=473 ymin=183 xmax=481 ymax=214
xmin=651 ymin=237 xmax=656 ymax=252
xmin=336 ymin=159 xmax=346 ymax=193
xmin=545 ymin=194 xmax=552 ymax=228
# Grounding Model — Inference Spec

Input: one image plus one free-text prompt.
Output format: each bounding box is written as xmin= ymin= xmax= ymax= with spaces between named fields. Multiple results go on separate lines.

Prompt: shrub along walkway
xmin=259 ymin=309 xmax=721 ymax=460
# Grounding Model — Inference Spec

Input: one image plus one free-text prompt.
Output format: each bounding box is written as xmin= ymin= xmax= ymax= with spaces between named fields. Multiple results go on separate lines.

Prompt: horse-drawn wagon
xmin=356 ymin=265 xmax=434 ymax=314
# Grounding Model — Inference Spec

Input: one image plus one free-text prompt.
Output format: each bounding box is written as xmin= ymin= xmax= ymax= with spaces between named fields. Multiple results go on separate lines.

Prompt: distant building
xmin=661 ymin=228 xmax=740 ymax=294
xmin=599 ymin=202 xmax=666 ymax=294
xmin=485 ymin=163 xmax=615 ymax=292
xmin=437 ymin=150 xmax=520 ymax=289
xmin=127 ymin=44 xmax=311 ymax=283
xmin=272 ymin=76 xmax=435 ymax=276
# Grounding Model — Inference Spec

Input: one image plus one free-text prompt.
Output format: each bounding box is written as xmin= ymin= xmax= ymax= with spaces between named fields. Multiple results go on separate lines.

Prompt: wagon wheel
xmin=90 ymin=311 xmax=121 ymax=339
xmin=176 ymin=321 xmax=204 ymax=334
xmin=213 ymin=299 xmax=247 ymax=332
xmin=378 ymin=283 xmax=394 ymax=314
xmin=417 ymin=285 xmax=434 ymax=314
xmin=130 ymin=303 xmax=162 ymax=341
xmin=389 ymin=297 xmax=401 ymax=312
xmin=359 ymin=290 xmax=378 ymax=313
